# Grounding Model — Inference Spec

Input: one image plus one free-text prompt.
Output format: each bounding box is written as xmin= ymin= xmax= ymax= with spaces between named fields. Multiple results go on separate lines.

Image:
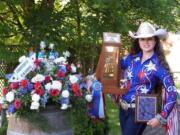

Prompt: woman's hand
xmin=147 ymin=118 xmax=160 ymax=128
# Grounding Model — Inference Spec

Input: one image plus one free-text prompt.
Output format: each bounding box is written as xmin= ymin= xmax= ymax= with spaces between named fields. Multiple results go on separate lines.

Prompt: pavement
xmin=143 ymin=105 xmax=180 ymax=135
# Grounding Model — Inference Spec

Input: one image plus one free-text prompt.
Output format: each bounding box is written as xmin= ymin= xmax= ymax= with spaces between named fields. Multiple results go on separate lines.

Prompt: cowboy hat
xmin=129 ymin=22 xmax=167 ymax=39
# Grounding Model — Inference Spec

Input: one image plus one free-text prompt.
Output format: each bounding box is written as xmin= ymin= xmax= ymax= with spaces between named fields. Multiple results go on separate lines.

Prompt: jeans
xmin=119 ymin=107 xmax=146 ymax=135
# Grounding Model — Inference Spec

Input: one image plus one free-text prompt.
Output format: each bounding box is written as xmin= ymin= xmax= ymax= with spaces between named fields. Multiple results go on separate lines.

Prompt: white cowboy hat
xmin=129 ymin=22 xmax=167 ymax=39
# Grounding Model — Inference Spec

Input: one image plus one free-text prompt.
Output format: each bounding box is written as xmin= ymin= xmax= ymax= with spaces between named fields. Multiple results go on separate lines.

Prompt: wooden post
xmin=96 ymin=32 xmax=128 ymax=95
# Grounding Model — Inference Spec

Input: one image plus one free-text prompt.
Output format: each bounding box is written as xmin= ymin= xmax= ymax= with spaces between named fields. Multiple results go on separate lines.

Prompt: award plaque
xmin=95 ymin=32 xmax=128 ymax=94
xmin=135 ymin=94 xmax=158 ymax=123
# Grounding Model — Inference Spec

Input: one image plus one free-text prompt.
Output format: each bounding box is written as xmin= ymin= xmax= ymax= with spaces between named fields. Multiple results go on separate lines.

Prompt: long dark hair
xmin=131 ymin=36 xmax=172 ymax=94
xmin=131 ymin=36 xmax=171 ymax=73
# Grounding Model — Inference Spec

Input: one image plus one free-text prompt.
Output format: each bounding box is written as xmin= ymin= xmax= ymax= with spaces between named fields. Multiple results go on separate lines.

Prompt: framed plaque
xmin=95 ymin=32 xmax=128 ymax=95
xmin=135 ymin=94 xmax=158 ymax=123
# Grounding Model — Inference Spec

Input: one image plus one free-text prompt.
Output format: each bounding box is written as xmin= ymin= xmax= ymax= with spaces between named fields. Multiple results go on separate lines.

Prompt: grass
xmin=176 ymin=83 xmax=180 ymax=89
xmin=106 ymin=94 xmax=121 ymax=135
xmin=175 ymin=82 xmax=180 ymax=103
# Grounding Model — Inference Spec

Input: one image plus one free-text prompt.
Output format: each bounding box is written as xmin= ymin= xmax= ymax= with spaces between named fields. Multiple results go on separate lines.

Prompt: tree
xmin=0 ymin=0 xmax=179 ymax=73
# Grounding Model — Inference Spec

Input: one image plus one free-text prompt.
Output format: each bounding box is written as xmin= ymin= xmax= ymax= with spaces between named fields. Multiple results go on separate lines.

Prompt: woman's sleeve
xmin=120 ymin=55 xmax=132 ymax=70
xmin=156 ymin=66 xmax=178 ymax=119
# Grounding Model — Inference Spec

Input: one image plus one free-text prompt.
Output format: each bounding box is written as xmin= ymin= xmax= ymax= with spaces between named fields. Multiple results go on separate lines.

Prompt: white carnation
xmin=32 ymin=93 xmax=40 ymax=102
xmin=31 ymin=74 xmax=45 ymax=83
xmin=0 ymin=97 xmax=6 ymax=104
xmin=54 ymin=57 xmax=67 ymax=65
xmin=19 ymin=56 xmax=27 ymax=63
xmin=45 ymin=83 xmax=52 ymax=91
xmin=85 ymin=94 xmax=93 ymax=102
xmin=69 ymin=75 xmax=78 ymax=84
xmin=31 ymin=90 xmax=36 ymax=95
xmin=6 ymin=91 xmax=15 ymax=103
xmin=61 ymin=104 xmax=68 ymax=110
xmin=71 ymin=64 xmax=77 ymax=73
xmin=51 ymin=81 xmax=62 ymax=91
xmin=62 ymin=90 xmax=70 ymax=98
xmin=30 ymin=101 xmax=40 ymax=110
xmin=63 ymin=51 xmax=70 ymax=58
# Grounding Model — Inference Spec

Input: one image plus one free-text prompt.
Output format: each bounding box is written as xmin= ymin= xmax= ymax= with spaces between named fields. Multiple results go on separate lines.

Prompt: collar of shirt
xmin=136 ymin=51 xmax=157 ymax=64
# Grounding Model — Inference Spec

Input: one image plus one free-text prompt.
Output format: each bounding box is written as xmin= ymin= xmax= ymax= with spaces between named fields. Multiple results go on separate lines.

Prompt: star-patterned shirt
xmin=120 ymin=51 xmax=177 ymax=119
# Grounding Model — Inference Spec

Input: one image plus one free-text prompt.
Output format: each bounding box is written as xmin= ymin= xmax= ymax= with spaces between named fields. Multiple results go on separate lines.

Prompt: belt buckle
xmin=120 ymin=100 xmax=128 ymax=110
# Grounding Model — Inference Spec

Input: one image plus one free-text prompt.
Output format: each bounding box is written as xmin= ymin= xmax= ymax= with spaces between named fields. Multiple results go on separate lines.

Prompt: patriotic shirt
xmin=120 ymin=51 xmax=177 ymax=119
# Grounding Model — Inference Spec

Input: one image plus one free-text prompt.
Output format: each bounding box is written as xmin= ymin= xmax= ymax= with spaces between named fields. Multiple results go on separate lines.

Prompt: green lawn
xmin=175 ymin=82 xmax=180 ymax=103
xmin=176 ymin=83 xmax=180 ymax=89
xmin=106 ymin=95 xmax=121 ymax=135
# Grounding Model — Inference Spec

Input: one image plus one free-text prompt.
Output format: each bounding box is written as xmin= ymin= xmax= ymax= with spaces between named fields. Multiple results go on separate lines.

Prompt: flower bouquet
xmin=0 ymin=41 xmax=105 ymax=119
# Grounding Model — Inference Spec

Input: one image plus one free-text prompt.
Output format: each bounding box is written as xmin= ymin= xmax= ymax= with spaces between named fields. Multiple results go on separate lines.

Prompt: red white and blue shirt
xmin=120 ymin=51 xmax=177 ymax=118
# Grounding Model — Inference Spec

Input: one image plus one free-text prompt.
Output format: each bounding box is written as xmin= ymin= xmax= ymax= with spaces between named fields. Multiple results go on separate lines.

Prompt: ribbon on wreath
xmin=90 ymin=80 xmax=105 ymax=118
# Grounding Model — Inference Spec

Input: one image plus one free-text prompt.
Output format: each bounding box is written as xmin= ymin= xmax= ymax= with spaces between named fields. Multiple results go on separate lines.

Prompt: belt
xmin=120 ymin=99 xmax=135 ymax=110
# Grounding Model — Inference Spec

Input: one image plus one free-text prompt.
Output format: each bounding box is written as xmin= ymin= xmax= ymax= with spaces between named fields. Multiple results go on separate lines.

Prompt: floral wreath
xmin=0 ymin=41 xmax=104 ymax=119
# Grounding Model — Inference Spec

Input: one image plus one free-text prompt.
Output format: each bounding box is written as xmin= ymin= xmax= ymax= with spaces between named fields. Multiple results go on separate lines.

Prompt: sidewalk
xmin=143 ymin=105 xmax=180 ymax=135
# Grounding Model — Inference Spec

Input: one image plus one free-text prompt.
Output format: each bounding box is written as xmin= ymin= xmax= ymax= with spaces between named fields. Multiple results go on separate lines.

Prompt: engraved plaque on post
xmin=96 ymin=32 xmax=127 ymax=94
xmin=103 ymin=47 xmax=117 ymax=79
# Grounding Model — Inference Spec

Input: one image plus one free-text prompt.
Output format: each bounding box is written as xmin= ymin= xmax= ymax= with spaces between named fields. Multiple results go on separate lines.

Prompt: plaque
xmin=135 ymin=94 xmax=158 ymax=123
xmin=95 ymin=32 xmax=128 ymax=94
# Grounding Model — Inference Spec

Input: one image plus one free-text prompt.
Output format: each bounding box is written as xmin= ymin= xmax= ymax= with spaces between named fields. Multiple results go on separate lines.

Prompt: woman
xmin=118 ymin=22 xmax=178 ymax=135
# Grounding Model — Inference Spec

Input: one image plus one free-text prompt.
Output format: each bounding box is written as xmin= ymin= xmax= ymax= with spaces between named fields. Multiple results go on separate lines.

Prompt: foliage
xmin=0 ymin=111 xmax=7 ymax=135
xmin=106 ymin=94 xmax=121 ymax=135
xmin=0 ymin=122 xmax=7 ymax=135
xmin=0 ymin=45 xmax=28 ymax=64
xmin=71 ymin=96 xmax=109 ymax=135
xmin=0 ymin=0 xmax=179 ymax=74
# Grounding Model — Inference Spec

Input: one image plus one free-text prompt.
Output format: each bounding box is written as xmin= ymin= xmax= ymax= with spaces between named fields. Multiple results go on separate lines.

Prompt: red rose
xmin=57 ymin=71 xmax=65 ymax=78
xmin=14 ymin=99 xmax=22 ymax=110
xmin=72 ymin=83 xmax=80 ymax=91
xmin=35 ymin=89 xmax=45 ymax=96
xmin=45 ymin=75 xmax=51 ymax=83
xmin=2 ymin=87 xmax=8 ymax=96
xmin=66 ymin=64 xmax=72 ymax=72
xmin=21 ymin=79 xmax=28 ymax=88
xmin=72 ymin=83 xmax=82 ymax=97
xmin=34 ymin=59 xmax=41 ymax=67
xmin=34 ymin=82 xmax=41 ymax=90
xmin=10 ymin=82 xmax=19 ymax=89
xmin=49 ymin=89 xmax=60 ymax=97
